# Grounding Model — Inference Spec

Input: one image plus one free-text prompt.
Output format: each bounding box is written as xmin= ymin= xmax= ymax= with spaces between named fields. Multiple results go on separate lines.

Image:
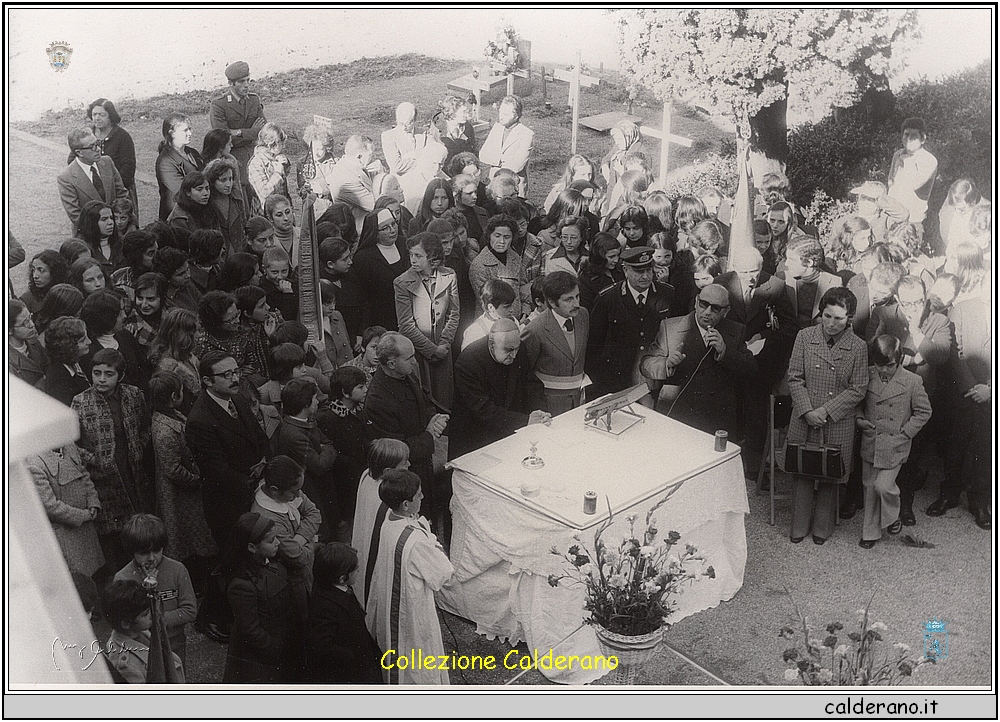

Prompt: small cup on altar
xmin=714 ymin=430 xmax=728 ymax=452
xmin=521 ymin=478 xmax=540 ymax=498
xmin=583 ymin=491 xmax=598 ymax=515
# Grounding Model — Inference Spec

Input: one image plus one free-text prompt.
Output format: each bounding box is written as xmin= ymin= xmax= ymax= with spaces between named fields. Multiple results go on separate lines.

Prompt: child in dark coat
xmin=316 ymin=365 xmax=369 ymax=528
xmin=306 ymin=542 xmax=383 ymax=684
xmin=223 ymin=512 xmax=304 ymax=684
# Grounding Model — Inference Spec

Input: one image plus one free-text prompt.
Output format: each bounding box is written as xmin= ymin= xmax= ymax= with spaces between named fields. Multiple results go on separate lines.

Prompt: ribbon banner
xmin=298 ymin=195 xmax=323 ymax=347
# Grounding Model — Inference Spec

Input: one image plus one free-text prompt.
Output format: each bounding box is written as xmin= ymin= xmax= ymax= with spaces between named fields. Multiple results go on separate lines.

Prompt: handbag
xmin=784 ymin=425 xmax=845 ymax=480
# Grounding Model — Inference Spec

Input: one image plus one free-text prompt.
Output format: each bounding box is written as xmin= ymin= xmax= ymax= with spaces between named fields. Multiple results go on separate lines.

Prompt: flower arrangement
xmin=484 ymin=24 xmax=521 ymax=76
xmin=548 ymin=487 xmax=715 ymax=637
xmin=780 ymin=591 xmax=935 ymax=686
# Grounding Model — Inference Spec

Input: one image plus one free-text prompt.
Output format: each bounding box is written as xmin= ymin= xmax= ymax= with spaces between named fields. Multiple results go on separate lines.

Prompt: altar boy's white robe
xmin=365 ymin=514 xmax=454 ymax=684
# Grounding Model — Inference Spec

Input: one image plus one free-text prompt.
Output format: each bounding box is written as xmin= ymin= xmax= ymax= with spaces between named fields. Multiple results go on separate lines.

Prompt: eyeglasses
xmin=211 ymin=369 xmax=241 ymax=380
xmin=697 ymin=298 xmax=729 ymax=313
xmin=77 ymin=142 xmax=101 ymax=152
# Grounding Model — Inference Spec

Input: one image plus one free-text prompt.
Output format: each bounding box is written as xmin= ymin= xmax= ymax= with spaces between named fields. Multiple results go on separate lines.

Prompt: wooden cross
xmin=638 ymin=100 xmax=693 ymax=186
xmin=549 ymin=50 xmax=602 ymax=155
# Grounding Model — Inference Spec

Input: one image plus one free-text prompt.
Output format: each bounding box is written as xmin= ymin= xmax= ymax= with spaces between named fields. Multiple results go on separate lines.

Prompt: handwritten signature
xmin=51 ymin=637 xmax=131 ymax=671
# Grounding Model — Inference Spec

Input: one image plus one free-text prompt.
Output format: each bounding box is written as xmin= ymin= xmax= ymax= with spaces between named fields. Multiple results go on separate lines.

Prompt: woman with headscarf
xmin=248 ymin=122 xmax=292 ymax=209
xmin=599 ymin=120 xmax=642 ymax=217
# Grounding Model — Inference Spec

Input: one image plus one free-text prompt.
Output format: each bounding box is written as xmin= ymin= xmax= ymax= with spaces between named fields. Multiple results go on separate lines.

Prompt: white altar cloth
xmin=439 ymin=404 xmax=749 ymax=684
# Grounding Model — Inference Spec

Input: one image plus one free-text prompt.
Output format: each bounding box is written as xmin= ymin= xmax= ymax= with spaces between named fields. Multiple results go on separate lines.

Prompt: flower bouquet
xmin=780 ymin=591 xmax=935 ymax=686
xmin=548 ymin=487 xmax=714 ymax=681
xmin=484 ymin=24 xmax=521 ymax=77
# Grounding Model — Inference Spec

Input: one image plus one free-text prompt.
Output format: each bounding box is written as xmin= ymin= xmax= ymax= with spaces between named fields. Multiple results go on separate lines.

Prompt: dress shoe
xmin=859 ymin=539 xmax=878 ymax=549
xmin=790 ymin=535 xmax=805 ymax=544
xmin=838 ymin=503 xmax=857 ymax=520
xmin=887 ymin=520 xmax=903 ymax=535
xmin=812 ymin=535 xmax=826 ymax=545
xmin=926 ymin=497 xmax=959 ymax=517
xmin=196 ymin=622 xmax=230 ymax=644
xmin=899 ymin=506 xmax=916 ymax=526
xmin=974 ymin=509 xmax=992 ymax=530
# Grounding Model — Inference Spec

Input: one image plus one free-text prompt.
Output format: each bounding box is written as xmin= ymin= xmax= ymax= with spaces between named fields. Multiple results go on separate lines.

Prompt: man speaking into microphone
xmin=641 ymin=284 xmax=755 ymax=438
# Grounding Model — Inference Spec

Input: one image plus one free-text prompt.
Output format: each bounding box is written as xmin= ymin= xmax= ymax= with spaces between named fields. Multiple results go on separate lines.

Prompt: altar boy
xmin=365 ymin=469 xmax=453 ymax=684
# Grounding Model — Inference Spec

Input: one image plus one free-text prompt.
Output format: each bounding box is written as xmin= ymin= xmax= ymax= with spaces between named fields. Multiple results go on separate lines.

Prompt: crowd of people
xmin=9 ymin=60 xmax=992 ymax=685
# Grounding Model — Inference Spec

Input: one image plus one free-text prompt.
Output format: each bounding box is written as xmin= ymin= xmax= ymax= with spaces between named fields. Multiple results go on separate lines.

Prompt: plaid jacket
xmin=71 ymin=384 xmax=149 ymax=532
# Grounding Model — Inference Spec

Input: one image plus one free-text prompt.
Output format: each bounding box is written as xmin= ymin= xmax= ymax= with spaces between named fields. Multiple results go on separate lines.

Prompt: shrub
xmin=787 ymin=61 xmax=992 ymax=251
xmin=663 ymin=153 xmax=738 ymax=202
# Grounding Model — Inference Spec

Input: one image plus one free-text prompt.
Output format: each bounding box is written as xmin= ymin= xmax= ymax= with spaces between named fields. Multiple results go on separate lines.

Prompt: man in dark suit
xmin=641 ymin=284 xmax=756 ymax=438
xmin=57 ymin=127 xmax=128 ymax=230
xmin=587 ymin=246 xmax=674 ymax=402
xmin=451 ymin=318 xmax=551 ymax=459
xmin=210 ymin=61 xmax=266 ymax=194
xmin=716 ymin=247 xmax=796 ymax=471
xmin=362 ymin=333 xmax=449 ymax=519
xmin=186 ymin=350 xmax=270 ymax=545
xmin=185 ymin=350 xmax=270 ymax=639
xmin=522 ymin=271 xmax=590 ymax=415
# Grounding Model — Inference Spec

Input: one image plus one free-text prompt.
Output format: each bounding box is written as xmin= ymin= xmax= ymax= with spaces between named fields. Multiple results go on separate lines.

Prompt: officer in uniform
xmin=587 ymin=246 xmax=675 ymax=402
xmin=210 ymin=61 xmax=266 ymax=196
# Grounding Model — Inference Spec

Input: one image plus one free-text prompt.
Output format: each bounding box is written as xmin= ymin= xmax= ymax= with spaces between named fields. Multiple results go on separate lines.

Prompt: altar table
xmin=438 ymin=403 xmax=749 ymax=684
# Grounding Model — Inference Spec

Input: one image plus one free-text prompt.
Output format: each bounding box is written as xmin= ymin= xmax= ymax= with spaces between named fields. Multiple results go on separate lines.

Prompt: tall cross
xmin=638 ymin=100 xmax=693 ymax=186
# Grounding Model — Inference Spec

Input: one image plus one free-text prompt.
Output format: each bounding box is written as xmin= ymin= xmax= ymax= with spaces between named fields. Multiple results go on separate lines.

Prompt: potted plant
xmin=548 ymin=487 xmax=714 ymax=682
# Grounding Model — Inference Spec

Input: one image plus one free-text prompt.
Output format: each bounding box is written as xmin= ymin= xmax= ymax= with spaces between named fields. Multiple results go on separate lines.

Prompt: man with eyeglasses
xmin=210 ymin=61 xmax=266 ymax=195
xmin=641 ymin=284 xmax=755 ymax=438
xmin=868 ymin=274 xmax=953 ymax=526
xmin=185 ymin=349 xmax=271 ymax=642
xmin=57 ymin=126 xmax=128 ymax=230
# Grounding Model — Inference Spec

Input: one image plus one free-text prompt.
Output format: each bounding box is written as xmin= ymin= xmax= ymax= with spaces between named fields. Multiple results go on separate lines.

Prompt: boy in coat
xmin=856 ymin=335 xmax=932 ymax=547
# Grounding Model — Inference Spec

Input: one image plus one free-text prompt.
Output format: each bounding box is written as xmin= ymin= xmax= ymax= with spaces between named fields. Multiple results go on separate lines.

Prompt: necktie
xmin=744 ymin=285 xmax=753 ymax=304
xmin=227 ymin=401 xmax=238 ymax=418
xmin=90 ymin=166 xmax=105 ymax=199
xmin=564 ymin=318 xmax=574 ymax=332
xmin=827 ymin=336 xmax=835 ymax=349
xmin=637 ymin=293 xmax=645 ymax=307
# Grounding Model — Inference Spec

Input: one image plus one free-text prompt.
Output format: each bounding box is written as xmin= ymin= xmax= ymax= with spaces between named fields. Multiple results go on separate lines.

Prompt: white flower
xmin=784 ymin=668 xmax=799 ymax=682
xmin=578 ymin=563 xmax=594 ymax=577
xmin=817 ymin=669 xmax=833 ymax=683
xmin=639 ymin=545 xmax=656 ymax=557
xmin=834 ymin=644 xmax=849 ymax=657
xmin=892 ymin=642 xmax=910 ymax=654
xmin=856 ymin=609 xmax=868 ymax=619
xmin=809 ymin=637 xmax=825 ymax=650
xmin=870 ymin=621 xmax=888 ymax=632
xmin=608 ymin=574 xmax=628 ymax=589
xmin=604 ymin=549 xmax=620 ymax=565
xmin=642 ymin=580 xmax=661 ymax=595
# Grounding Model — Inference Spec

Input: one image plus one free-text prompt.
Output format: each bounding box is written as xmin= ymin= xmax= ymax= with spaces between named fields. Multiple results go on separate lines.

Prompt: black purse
xmin=784 ymin=425 xmax=845 ymax=480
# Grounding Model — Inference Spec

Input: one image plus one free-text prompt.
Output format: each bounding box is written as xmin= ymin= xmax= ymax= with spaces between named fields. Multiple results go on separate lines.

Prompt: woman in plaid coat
xmin=786 ymin=287 xmax=868 ymax=545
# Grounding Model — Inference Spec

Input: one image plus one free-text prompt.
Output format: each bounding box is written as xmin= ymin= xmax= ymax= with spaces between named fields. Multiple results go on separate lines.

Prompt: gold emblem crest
xmin=46 ymin=41 xmax=73 ymax=72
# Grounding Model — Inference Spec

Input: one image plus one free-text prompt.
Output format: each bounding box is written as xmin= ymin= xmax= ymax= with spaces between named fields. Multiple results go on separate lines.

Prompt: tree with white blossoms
xmin=613 ymin=8 xmax=920 ymax=181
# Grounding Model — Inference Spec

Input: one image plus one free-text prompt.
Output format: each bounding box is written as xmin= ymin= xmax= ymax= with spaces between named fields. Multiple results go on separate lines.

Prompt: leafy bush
xmin=663 ymin=153 xmax=738 ymax=201
xmin=787 ymin=60 xmax=992 ymax=249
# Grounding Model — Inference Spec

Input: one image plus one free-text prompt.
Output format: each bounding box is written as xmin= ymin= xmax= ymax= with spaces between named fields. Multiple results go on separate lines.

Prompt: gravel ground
xmin=11 ymin=63 xmax=992 ymax=689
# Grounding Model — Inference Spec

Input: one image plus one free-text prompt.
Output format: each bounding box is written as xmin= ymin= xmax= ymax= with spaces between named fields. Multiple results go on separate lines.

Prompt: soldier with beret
xmin=210 ymin=61 xmax=267 ymax=201
xmin=586 ymin=246 xmax=675 ymax=401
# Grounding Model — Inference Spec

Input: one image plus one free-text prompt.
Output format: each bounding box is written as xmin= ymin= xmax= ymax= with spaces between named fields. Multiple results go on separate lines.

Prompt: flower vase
xmin=593 ymin=623 xmax=664 ymax=685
